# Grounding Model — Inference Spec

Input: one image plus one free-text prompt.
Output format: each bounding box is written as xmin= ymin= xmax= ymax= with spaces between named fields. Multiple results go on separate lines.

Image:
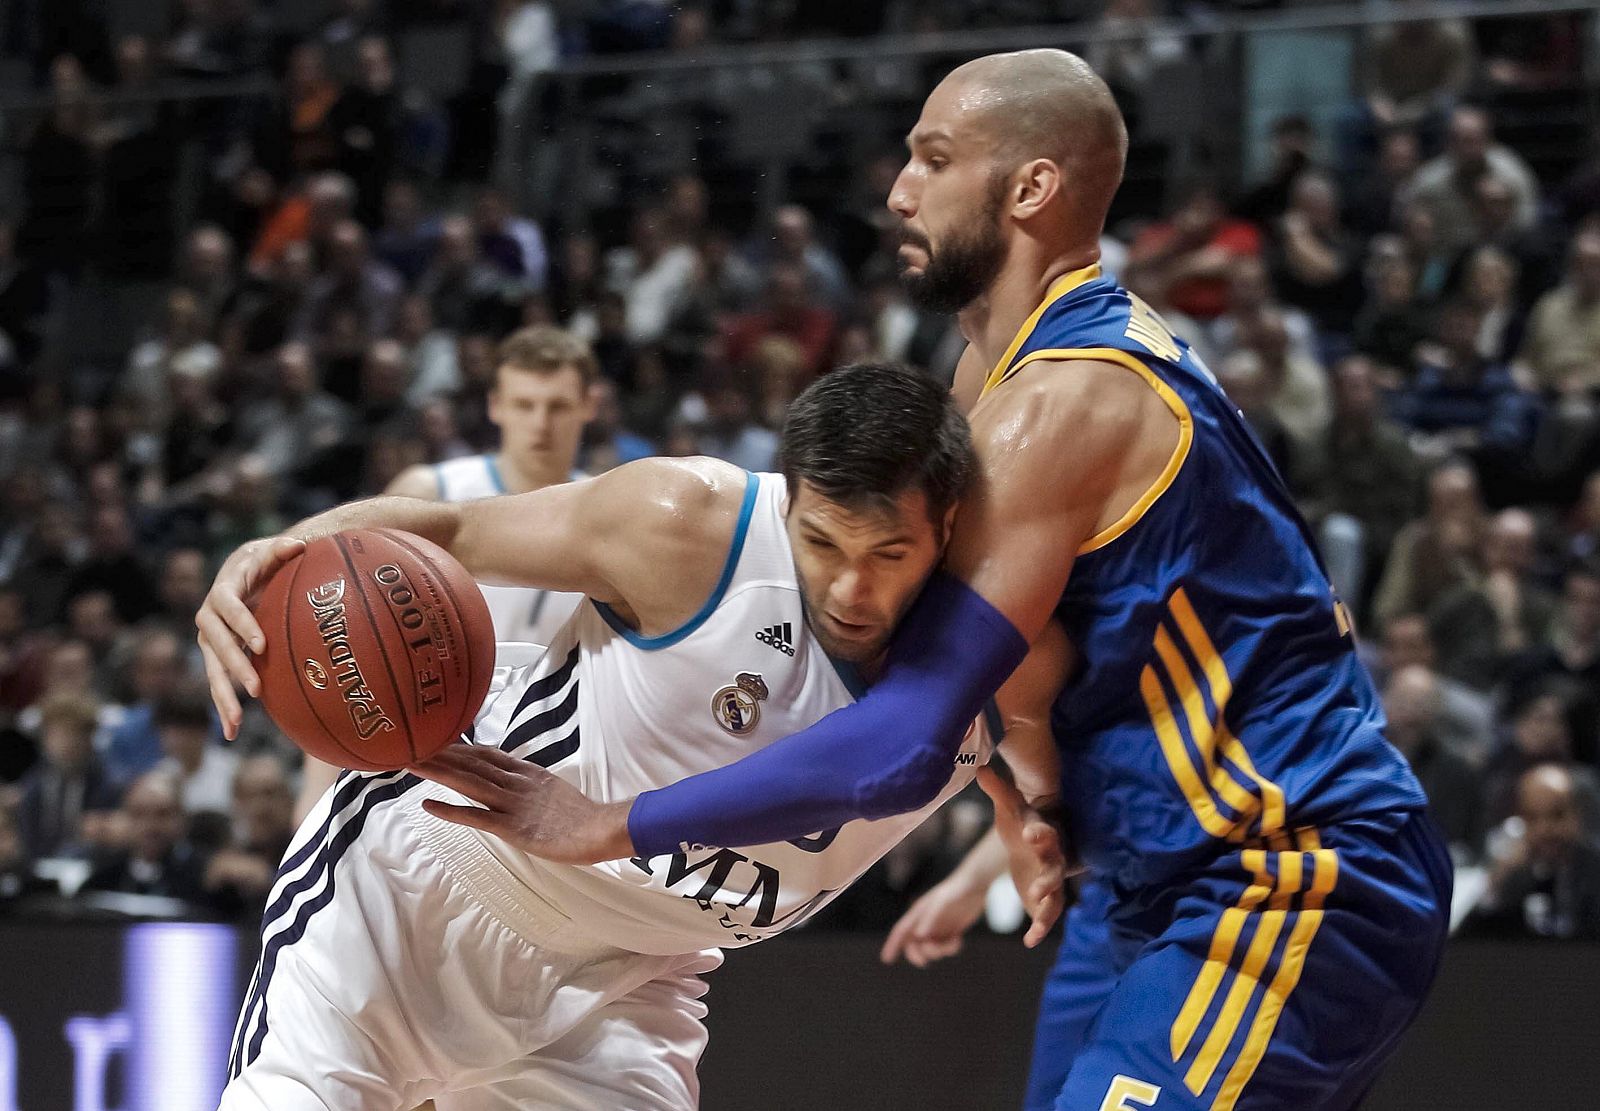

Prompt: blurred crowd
xmin=1 ymin=1 xmax=1599 ymax=941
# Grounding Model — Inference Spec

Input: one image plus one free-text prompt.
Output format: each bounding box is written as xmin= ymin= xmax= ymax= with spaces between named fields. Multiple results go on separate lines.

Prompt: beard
xmin=897 ymin=187 xmax=1007 ymax=314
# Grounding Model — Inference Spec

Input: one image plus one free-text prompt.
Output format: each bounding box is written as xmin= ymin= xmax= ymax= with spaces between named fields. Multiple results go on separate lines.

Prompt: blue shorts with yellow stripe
xmin=1023 ymin=808 xmax=1451 ymax=1111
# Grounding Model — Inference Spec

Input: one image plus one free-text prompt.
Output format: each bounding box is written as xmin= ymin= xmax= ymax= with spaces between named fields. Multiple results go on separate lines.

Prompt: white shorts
xmin=219 ymin=770 xmax=723 ymax=1111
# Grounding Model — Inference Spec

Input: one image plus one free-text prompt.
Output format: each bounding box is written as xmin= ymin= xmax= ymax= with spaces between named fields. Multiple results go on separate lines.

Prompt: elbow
xmin=852 ymin=743 xmax=954 ymax=821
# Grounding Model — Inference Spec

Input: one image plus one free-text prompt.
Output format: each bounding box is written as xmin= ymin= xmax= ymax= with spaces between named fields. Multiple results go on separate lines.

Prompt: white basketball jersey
xmin=433 ymin=454 xmax=584 ymax=649
xmin=467 ymin=472 xmax=991 ymax=955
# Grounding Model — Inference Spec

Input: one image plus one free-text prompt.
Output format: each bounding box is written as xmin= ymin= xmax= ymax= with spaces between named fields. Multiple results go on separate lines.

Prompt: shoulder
xmin=974 ymin=356 xmax=1175 ymax=450
xmin=591 ymin=456 xmax=750 ymax=549
xmin=384 ymin=463 xmax=441 ymax=499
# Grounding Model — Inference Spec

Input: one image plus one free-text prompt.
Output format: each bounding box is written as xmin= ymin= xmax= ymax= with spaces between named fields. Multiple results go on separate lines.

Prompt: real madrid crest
xmin=711 ymin=672 xmax=768 ymax=736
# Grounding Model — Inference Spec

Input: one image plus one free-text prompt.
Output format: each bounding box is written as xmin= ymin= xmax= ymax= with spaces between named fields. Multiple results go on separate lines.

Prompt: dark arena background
xmin=3 ymin=1 xmax=1600 ymax=1108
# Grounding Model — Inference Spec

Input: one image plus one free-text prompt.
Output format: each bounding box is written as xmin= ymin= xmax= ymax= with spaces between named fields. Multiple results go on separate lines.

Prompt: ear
xmin=486 ymin=386 xmax=503 ymax=427
xmin=940 ymin=502 xmax=960 ymax=546
xmin=1011 ymin=159 xmax=1063 ymax=222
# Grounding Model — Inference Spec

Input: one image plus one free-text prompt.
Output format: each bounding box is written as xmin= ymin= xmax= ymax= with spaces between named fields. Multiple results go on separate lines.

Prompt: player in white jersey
xmin=292 ymin=327 xmax=598 ymax=825
xmin=198 ymin=364 xmax=1069 ymax=1111
xmin=384 ymin=324 xmax=595 ymax=652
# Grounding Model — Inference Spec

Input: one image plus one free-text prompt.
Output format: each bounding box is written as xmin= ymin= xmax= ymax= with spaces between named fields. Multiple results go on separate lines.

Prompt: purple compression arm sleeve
xmin=627 ymin=571 xmax=1030 ymax=857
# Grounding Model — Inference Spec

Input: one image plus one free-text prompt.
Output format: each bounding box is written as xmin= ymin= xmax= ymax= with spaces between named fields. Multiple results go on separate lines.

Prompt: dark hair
xmin=154 ymin=682 xmax=214 ymax=732
xmin=779 ymin=362 xmax=975 ymax=522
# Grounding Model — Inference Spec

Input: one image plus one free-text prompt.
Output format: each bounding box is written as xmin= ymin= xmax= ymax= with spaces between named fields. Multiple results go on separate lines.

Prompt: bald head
xmin=941 ymin=50 xmax=1126 ymax=229
xmin=891 ymin=50 xmax=1127 ymax=310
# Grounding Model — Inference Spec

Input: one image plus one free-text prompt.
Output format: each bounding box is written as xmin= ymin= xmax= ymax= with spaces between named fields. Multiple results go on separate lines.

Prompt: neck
xmin=495 ymin=451 xmax=569 ymax=494
xmin=957 ymin=246 xmax=1100 ymax=376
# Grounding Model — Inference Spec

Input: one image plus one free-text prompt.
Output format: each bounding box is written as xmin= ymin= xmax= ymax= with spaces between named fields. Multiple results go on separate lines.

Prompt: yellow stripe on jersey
xmin=1152 ymin=626 xmax=1261 ymax=824
xmin=1139 ymin=665 xmax=1239 ymax=841
xmin=1169 ymin=848 xmax=1275 ymax=1061
xmin=979 ymin=264 xmax=1104 ymax=397
xmin=1213 ymin=832 xmax=1339 ymax=1111
xmin=1168 ymin=589 xmax=1287 ymax=835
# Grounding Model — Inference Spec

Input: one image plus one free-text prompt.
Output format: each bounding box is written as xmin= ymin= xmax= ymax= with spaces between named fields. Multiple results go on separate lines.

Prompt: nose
xmin=887 ymin=163 xmax=916 ymax=220
xmin=830 ymin=566 xmax=871 ymax=611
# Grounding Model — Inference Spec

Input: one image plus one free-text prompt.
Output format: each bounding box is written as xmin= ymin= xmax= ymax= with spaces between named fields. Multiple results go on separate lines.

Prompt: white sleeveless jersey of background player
xmin=432 ymin=453 xmax=584 ymax=648
xmin=466 ymin=470 xmax=991 ymax=955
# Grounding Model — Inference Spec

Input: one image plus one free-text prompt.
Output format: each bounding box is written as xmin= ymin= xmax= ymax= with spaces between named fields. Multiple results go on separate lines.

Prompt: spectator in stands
xmin=235 ymin=239 xmax=318 ymax=356
xmin=1457 ymin=246 xmax=1524 ymax=366
xmin=8 ymin=501 xmax=85 ymax=627
xmin=757 ymin=204 xmax=853 ymax=312
xmin=104 ymin=629 xmax=184 ymax=783
xmin=164 ymin=0 xmax=271 ymax=79
xmin=1346 ymin=130 xmax=1420 ymax=240
xmin=159 ymin=369 xmax=235 ymax=495
xmin=1352 ymin=4 xmax=1473 ymax=148
xmin=1391 ymin=300 xmax=1541 ymax=473
xmin=1352 ymin=238 xmax=1432 ymax=382
xmin=1382 ymin=665 xmax=1484 ymax=861
xmin=1483 ymin=692 xmax=1594 ymax=830
xmin=695 ymin=373 xmax=778 ymax=473
xmin=1083 ymin=0 xmax=1185 ymax=129
xmin=331 ymin=36 xmax=402 ymax=225
xmin=1467 ymin=763 xmax=1600 ymax=940
xmin=1298 ymin=355 xmax=1418 ymax=612
xmin=397 ymin=294 xmax=460 ymax=402
xmin=19 ymin=56 xmax=96 ymax=279
xmin=67 ymin=505 xmax=155 ymax=626
xmin=0 ymin=218 xmax=51 ymax=372
xmin=1215 ymin=351 xmax=1303 ymax=487
xmin=1505 ymin=560 xmax=1600 ymax=764
xmin=14 ymin=691 xmax=122 ymax=861
xmin=1270 ymin=170 xmax=1364 ymax=337
xmin=1429 ymin=509 xmax=1556 ymax=691
xmin=1567 ymin=472 xmax=1600 ymax=562
xmin=122 ymin=289 xmax=222 ymax=424
xmin=1238 ymin=115 xmax=1319 ymax=227
xmin=296 ymin=218 xmax=404 ymax=349
xmin=237 ymin=343 xmax=350 ymax=483
xmin=204 ymin=755 xmax=296 ymax=921
xmin=721 ymin=263 xmax=837 ymax=381
xmin=248 ymin=171 xmax=357 ymax=273
xmin=374 ymin=181 xmax=436 ymax=286
xmin=177 ymin=225 xmax=240 ymax=327
xmin=153 ymin=683 xmax=236 ymax=824
xmin=151 ymin=548 xmax=210 ymax=649
xmin=473 ymin=187 xmax=547 ymax=291
xmin=1376 ymin=614 xmax=1496 ymax=766
xmin=1402 ymin=106 xmax=1540 ymax=257
xmin=1396 ymin=200 xmax=1455 ymax=300
xmin=580 ymin=380 xmax=655 ymax=474
xmin=1208 ymin=256 xmax=1317 ymax=366
xmin=417 ymin=214 xmax=504 ymax=334
xmin=258 ymin=42 xmax=346 ymax=182
xmin=81 ymin=771 xmax=212 ymax=907
xmin=0 ymin=805 xmax=48 ymax=903
xmin=606 ymin=208 xmax=699 ymax=346
xmin=1373 ymin=460 xmax=1486 ymax=629
xmin=1518 ymin=232 xmax=1600 ymax=398
xmin=1127 ymin=182 xmax=1263 ymax=322
xmin=1462 ymin=175 xmax=1554 ymax=306
xmin=1233 ymin=307 xmax=1329 ymax=444
xmin=0 ymin=586 xmax=47 ymax=723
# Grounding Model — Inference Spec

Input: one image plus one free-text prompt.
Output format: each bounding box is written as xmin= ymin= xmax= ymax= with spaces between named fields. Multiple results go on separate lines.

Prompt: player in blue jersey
xmin=382 ymin=51 xmax=1452 ymax=1110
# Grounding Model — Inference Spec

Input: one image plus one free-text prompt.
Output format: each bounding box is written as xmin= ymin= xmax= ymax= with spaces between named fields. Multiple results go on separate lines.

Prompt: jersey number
xmin=1099 ymin=1075 xmax=1161 ymax=1111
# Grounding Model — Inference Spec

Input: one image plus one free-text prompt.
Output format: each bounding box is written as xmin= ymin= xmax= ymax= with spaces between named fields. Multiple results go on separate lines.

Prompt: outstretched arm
xmin=197 ymin=458 xmax=745 ymax=738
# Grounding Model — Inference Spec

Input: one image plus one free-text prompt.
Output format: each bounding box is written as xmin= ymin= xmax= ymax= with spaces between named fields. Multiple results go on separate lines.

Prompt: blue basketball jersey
xmin=984 ymin=265 xmax=1426 ymax=891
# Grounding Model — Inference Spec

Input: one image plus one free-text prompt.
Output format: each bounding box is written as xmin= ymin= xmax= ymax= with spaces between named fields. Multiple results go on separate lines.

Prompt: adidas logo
xmin=755 ymin=622 xmax=796 ymax=656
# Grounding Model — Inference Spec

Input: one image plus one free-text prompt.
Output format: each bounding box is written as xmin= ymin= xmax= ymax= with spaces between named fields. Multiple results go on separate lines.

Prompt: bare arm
xmin=198 ymin=457 xmax=745 ymax=737
xmin=384 ymin=463 xmax=442 ymax=500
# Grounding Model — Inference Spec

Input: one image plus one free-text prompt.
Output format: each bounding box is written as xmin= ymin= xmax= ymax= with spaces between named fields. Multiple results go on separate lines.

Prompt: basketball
xmin=249 ymin=528 xmax=495 ymax=771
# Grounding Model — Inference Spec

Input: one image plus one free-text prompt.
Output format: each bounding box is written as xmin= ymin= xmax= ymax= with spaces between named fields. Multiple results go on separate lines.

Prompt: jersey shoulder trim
xmin=484 ymin=454 xmax=507 ymax=494
xmin=1008 ymin=345 xmax=1194 ymax=556
xmin=592 ymin=470 xmax=760 ymax=650
xmin=981 ymin=263 xmax=1103 ymax=396
xmin=432 ymin=463 xmax=445 ymax=499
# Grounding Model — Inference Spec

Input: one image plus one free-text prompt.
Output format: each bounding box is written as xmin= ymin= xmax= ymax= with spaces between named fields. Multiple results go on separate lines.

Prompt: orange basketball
xmin=249 ymin=528 xmax=495 ymax=771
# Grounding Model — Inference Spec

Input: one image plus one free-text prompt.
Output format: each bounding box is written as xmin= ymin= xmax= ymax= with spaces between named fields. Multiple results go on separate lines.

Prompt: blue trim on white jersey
xmin=593 ymin=471 xmax=759 ymax=650
xmin=484 ymin=453 xmax=507 ymax=494
xmin=431 ymin=464 xmax=445 ymax=499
